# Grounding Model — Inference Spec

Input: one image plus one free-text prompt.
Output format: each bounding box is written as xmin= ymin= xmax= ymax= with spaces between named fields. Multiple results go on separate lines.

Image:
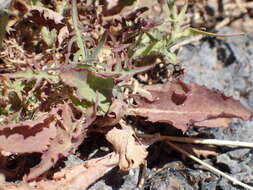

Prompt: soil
xmin=87 ymin=27 xmax=253 ymax=190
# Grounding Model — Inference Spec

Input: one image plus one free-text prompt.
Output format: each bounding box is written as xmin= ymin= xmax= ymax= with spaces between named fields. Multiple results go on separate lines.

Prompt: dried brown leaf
xmin=27 ymin=103 xmax=96 ymax=180
xmin=57 ymin=26 xmax=69 ymax=45
xmin=106 ymin=123 xmax=148 ymax=171
xmin=0 ymin=114 xmax=56 ymax=154
xmin=29 ymin=6 xmax=65 ymax=30
xmin=194 ymin=118 xmax=231 ymax=128
xmin=52 ymin=152 xmax=119 ymax=190
xmin=127 ymin=80 xmax=253 ymax=131
xmin=0 ymin=153 xmax=119 ymax=190
xmin=94 ymin=99 xmax=126 ymax=127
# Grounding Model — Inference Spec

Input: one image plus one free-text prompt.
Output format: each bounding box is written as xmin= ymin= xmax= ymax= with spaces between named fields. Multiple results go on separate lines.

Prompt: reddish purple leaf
xmin=27 ymin=103 xmax=97 ymax=180
xmin=0 ymin=114 xmax=56 ymax=153
xmin=127 ymin=80 xmax=253 ymax=131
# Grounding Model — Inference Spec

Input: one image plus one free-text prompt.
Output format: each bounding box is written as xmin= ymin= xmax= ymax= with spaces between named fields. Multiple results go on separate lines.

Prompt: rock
xmin=228 ymin=149 xmax=250 ymax=160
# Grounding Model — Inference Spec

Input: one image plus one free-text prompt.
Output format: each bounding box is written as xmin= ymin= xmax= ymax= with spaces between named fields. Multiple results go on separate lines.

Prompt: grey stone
xmin=228 ymin=149 xmax=250 ymax=160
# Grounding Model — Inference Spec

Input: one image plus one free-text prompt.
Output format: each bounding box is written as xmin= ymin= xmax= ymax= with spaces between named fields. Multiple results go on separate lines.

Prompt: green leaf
xmin=183 ymin=27 xmax=244 ymax=38
xmin=87 ymin=72 xmax=114 ymax=99
xmin=41 ymin=27 xmax=57 ymax=47
xmin=5 ymin=68 xmax=59 ymax=83
xmin=92 ymin=32 xmax=107 ymax=59
xmin=11 ymin=80 xmax=25 ymax=100
xmin=60 ymin=69 xmax=114 ymax=112
xmin=177 ymin=0 xmax=188 ymax=23
xmin=60 ymin=70 xmax=95 ymax=101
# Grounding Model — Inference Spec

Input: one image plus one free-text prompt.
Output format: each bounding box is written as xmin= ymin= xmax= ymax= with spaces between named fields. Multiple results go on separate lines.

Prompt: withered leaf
xmin=0 ymin=114 xmax=56 ymax=154
xmin=27 ymin=103 xmax=96 ymax=180
xmin=102 ymin=0 xmax=138 ymax=16
xmin=106 ymin=124 xmax=148 ymax=171
xmin=27 ymin=127 xmax=70 ymax=180
xmin=57 ymin=26 xmax=69 ymax=45
xmin=127 ymin=80 xmax=253 ymax=131
xmin=94 ymin=99 xmax=126 ymax=127
xmin=0 ymin=153 xmax=118 ymax=190
xmin=52 ymin=152 xmax=119 ymax=190
xmin=29 ymin=6 xmax=65 ymax=30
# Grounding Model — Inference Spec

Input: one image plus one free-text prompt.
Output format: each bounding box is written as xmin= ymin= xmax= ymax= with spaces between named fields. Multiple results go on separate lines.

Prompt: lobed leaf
xmin=29 ymin=6 xmax=65 ymax=30
xmin=4 ymin=68 xmax=59 ymax=83
xmin=127 ymin=80 xmax=253 ymax=131
xmin=0 ymin=114 xmax=56 ymax=153
xmin=1 ymin=153 xmax=119 ymax=190
xmin=27 ymin=103 xmax=96 ymax=180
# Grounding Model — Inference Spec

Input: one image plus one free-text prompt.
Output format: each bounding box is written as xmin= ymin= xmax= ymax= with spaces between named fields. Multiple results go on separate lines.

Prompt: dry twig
xmin=166 ymin=141 xmax=253 ymax=190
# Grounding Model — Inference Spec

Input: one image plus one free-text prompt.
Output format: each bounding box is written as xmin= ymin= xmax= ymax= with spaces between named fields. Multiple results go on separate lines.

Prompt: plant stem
xmin=137 ymin=133 xmax=253 ymax=148
xmin=166 ymin=141 xmax=253 ymax=190
xmin=161 ymin=136 xmax=253 ymax=148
